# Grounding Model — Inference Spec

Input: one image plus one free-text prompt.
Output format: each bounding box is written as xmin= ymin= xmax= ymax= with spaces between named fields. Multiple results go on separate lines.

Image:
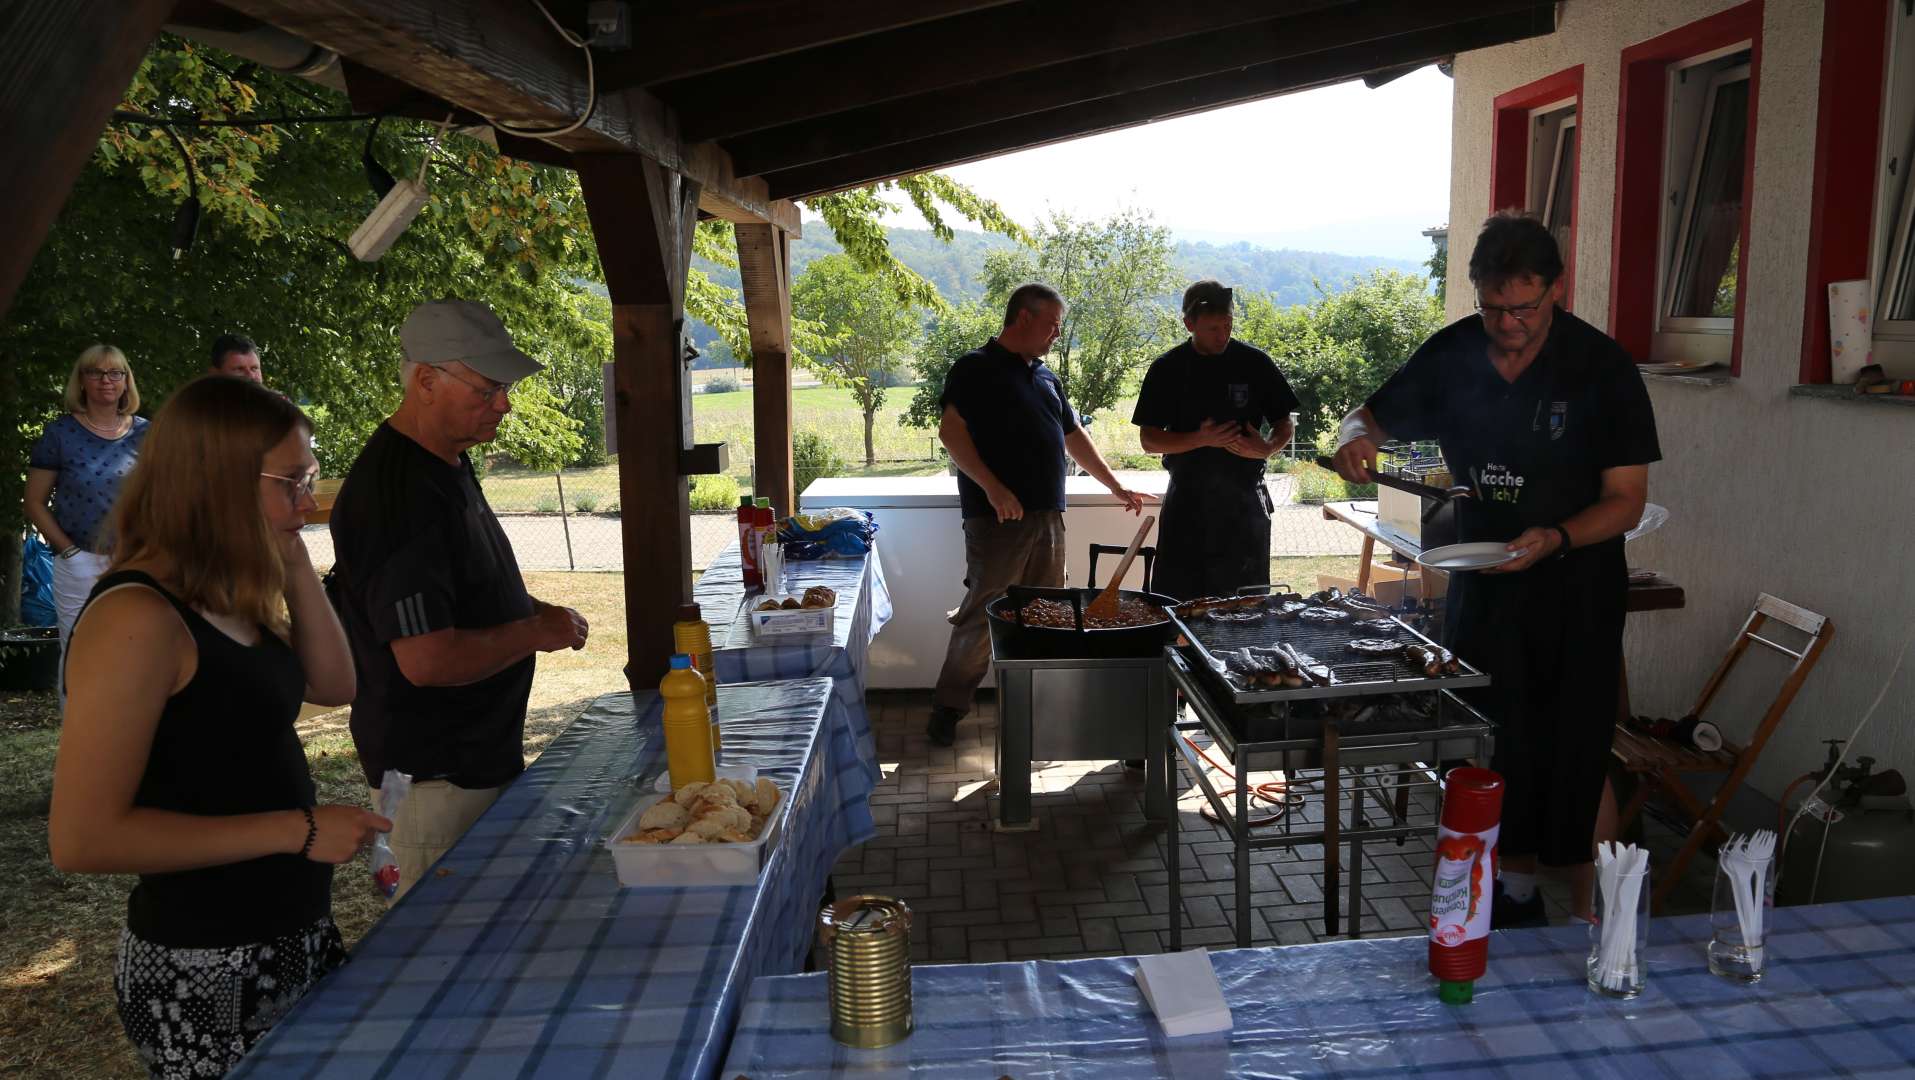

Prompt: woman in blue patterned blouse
xmin=24 ymin=345 xmax=151 ymax=678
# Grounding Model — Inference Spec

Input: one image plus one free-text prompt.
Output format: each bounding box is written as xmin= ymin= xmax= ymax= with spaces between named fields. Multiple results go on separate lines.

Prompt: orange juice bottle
xmin=660 ymin=654 xmax=715 ymax=790
xmin=672 ymin=603 xmax=721 ymax=751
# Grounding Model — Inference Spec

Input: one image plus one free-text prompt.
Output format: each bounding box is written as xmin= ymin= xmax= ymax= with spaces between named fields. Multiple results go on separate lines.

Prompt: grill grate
xmin=1173 ymin=608 xmax=1490 ymax=705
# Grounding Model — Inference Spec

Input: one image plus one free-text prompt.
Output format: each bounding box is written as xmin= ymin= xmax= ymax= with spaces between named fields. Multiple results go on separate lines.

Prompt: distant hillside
xmin=685 ymin=226 xmax=1429 ymax=363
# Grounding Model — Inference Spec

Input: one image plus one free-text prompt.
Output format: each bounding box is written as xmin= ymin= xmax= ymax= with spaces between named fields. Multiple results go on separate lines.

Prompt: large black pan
xmin=986 ymin=544 xmax=1180 ymax=660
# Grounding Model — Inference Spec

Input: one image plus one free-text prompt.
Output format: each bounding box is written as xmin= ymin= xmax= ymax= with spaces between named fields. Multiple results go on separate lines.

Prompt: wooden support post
xmin=0 ymin=0 xmax=175 ymax=321
xmin=737 ymin=222 xmax=795 ymax=516
xmin=576 ymin=153 xmax=701 ymax=690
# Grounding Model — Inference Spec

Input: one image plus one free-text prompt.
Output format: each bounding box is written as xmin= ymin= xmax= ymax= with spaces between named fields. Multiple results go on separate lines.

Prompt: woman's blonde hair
xmin=110 ymin=377 xmax=310 ymax=634
xmin=62 ymin=344 xmax=141 ymax=416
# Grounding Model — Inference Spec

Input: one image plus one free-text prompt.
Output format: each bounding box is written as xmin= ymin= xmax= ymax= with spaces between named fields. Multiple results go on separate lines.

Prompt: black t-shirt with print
xmin=329 ymin=422 xmax=536 ymax=789
xmin=1131 ymin=339 xmax=1300 ymax=485
xmin=1363 ymin=308 xmax=1661 ymax=545
xmin=941 ymin=338 xmax=1080 ymax=520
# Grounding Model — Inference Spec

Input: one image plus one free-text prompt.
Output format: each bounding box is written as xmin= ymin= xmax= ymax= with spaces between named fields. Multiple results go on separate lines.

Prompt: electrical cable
xmin=113 ymin=108 xmax=382 ymax=128
xmin=485 ymin=0 xmax=596 ymax=142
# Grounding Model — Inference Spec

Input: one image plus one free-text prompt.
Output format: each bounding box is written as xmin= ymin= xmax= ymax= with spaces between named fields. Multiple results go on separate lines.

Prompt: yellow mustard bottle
xmin=660 ymin=653 xmax=715 ymax=790
xmin=672 ymin=602 xmax=720 ymax=751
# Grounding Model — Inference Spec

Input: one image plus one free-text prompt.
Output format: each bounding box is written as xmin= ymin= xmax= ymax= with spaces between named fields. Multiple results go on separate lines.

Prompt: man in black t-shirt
xmin=330 ymin=300 xmax=589 ymax=900
xmin=928 ymin=283 xmax=1146 ymax=746
xmin=1329 ymin=213 xmax=1660 ymax=927
xmin=1131 ymin=281 xmax=1299 ymax=600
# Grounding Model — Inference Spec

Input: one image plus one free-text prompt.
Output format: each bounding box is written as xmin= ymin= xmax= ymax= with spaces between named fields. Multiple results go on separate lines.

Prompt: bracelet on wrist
xmin=298 ymin=806 xmax=318 ymax=859
xmin=59 ymin=545 xmax=80 ymax=559
xmin=1551 ymin=524 xmax=1573 ymax=557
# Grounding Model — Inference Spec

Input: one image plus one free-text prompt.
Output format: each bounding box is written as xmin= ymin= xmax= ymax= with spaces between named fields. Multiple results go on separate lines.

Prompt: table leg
xmin=1356 ymin=537 xmax=1376 ymax=592
xmin=1143 ymin=663 xmax=1169 ymax=821
xmin=1167 ymin=696 xmax=1182 ymax=952
xmin=1349 ymin=769 xmax=1366 ymax=940
xmin=1236 ymin=768 xmax=1252 ymax=950
xmin=994 ymin=667 xmax=1033 ymax=830
xmin=1322 ymin=724 xmax=1341 ymax=937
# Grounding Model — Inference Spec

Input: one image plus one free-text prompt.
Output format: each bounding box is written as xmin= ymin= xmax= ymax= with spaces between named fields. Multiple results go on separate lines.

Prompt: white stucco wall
xmin=1448 ymin=0 xmax=1915 ymax=801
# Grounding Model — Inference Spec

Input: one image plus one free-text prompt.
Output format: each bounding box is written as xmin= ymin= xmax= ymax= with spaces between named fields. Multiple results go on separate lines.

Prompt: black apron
xmin=1439 ymin=349 xmax=1627 ymax=864
xmin=1153 ymin=465 xmax=1273 ymax=601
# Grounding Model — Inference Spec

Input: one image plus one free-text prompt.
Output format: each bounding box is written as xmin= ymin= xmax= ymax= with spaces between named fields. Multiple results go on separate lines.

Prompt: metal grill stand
xmin=992 ymin=654 xmax=1172 ymax=830
xmin=1163 ymin=610 xmax=1496 ymax=949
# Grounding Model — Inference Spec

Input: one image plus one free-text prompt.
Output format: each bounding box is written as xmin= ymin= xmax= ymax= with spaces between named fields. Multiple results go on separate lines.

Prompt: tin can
xmin=819 ymin=895 xmax=913 ymax=1048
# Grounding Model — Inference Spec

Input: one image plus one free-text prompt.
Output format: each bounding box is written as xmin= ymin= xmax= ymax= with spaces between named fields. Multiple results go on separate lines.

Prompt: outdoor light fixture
xmin=347 ymin=116 xmax=441 ymax=262
xmin=160 ymin=126 xmax=201 ymax=260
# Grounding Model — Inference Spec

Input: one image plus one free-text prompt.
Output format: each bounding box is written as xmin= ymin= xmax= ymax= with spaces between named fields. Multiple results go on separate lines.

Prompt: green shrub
xmin=571 ymin=492 xmax=600 ymax=513
xmin=534 ymin=494 xmax=559 ymax=513
xmin=690 ymin=472 xmax=741 ymax=512
xmin=1291 ymin=462 xmax=1376 ymax=504
xmin=1111 ymin=451 xmax=1162 ymax=471
xmin=703 ymin=374 xmax=741 ymax=395
xmin=794 ymin=430 xmax=849 ymax=495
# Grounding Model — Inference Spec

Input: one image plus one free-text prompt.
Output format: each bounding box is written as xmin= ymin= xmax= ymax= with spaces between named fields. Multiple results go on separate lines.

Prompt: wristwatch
xmin=58 ymin=545 xmax=80 ymax=560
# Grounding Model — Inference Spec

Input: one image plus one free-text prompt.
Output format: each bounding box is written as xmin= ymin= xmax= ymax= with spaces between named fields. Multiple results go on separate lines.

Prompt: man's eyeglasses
xmin=260 ymin=470 xmax=319 ymax=503
xmin=1475 ymin=298 xmax=1548 ymax=324
xmin=81 ymin=368 xmax=128 ymax=383
xmin=432 ymin=363 xmax=514 ymax=405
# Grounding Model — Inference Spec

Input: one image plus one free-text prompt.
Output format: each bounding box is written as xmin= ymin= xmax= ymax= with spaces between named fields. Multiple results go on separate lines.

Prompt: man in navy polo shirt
xmin=928 ymin=283 xmax=1145 ymax=747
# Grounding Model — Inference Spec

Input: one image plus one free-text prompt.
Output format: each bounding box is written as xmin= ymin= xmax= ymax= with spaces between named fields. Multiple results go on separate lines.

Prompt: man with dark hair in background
xmin=926 ymin=282 xmax=1146 ymax=747
xmin=1132 ymin=280 xmax=1298 ymax=601
xmin=210 ymin=334 xmax=264 ymax=382
xmin=1329 ymin=211 xmax=1660 ymax=926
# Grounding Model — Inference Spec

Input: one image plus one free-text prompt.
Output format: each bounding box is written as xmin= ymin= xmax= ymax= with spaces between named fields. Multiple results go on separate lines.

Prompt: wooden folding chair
xmin=1612 ymin=593 xmax=1833 ymax=913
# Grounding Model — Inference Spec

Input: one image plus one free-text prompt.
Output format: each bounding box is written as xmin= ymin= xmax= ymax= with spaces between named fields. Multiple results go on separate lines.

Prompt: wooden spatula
xmin=1085 ymin=514 xmax=1156 ymax=621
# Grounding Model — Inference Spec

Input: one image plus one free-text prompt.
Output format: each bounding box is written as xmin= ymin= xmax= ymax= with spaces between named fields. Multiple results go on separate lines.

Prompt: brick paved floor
xmin=831 ymin=690 xmax=1683 ymax=966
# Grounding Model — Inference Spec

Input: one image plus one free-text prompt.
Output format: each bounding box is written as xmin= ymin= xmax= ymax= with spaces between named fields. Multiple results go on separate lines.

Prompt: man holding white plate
xmin=1328 ymin=212 xmax=1659 ymax=927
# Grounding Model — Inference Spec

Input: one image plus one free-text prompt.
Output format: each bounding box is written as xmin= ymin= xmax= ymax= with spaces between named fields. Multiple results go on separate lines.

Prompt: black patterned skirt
xmin=113 ymin=914 xmax=347 ymax=1079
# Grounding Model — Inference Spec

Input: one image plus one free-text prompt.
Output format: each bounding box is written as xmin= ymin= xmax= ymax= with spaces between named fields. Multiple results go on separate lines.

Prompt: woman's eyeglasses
xmin=81 ymin=368 xmax=128 ymax=383
xmin=260 ymin=470 xmax=319 ymax=502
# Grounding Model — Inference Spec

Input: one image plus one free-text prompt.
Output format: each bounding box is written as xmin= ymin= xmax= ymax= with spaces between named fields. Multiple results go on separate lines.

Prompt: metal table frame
xmin=1164 ymin=646 xmax=1496 ymax=949
xmin=993 ymin=653 xmax=1173 ymax=829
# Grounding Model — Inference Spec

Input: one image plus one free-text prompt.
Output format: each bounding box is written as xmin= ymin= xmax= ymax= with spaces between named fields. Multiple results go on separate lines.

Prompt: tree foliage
xmin=904 ymin=300 xmax=1001 ymax=430
xmin=977 ymin=209 xmax=1181 ymax=416
xmin=791 ymin=255 xmax=922 ymax=465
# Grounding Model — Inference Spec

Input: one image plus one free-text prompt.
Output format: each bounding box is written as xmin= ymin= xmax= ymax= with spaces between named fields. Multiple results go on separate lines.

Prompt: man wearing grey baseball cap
xmin=328 ymin=299 xmax=588 ymax=900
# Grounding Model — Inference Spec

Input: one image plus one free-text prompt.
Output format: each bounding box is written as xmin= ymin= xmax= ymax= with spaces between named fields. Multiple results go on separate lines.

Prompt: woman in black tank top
xmin=48 ymin=377 xmax=391 ymax=1080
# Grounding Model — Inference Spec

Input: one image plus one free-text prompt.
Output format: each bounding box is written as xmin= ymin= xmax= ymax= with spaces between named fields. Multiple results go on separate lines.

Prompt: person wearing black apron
xmin=1330 ymin=214 xmax=1660 ymax=926
xmin=1132 ymin=280 xmax=1299 ymax=601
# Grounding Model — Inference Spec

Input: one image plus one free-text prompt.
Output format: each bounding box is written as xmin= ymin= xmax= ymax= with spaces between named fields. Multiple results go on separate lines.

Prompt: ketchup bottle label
xmin=1430 ymin=823 xmax=1498 ymax=947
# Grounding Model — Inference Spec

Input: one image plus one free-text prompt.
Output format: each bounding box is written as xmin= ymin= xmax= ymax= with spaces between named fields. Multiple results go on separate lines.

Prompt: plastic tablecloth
xmin=724 ymin=895 xmax=1915 ymax=1078
xmin=232 ymin=679 xmax=876 ymax=1080
xmin=693 ymin=541 xmax=890 ymax=782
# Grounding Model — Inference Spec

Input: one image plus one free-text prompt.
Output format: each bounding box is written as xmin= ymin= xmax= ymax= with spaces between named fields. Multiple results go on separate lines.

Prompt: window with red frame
xmin=1608 ymin=2 xmax=1761 ymax=373
xmin=1490 ymin=67 xmax=1583 ymax=306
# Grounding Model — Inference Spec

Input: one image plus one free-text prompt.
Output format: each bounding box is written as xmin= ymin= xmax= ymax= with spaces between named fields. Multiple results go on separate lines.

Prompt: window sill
xmin=1641 ymin=370 xmax=1735 ymax=388
xmin=1789 ymin=384 xmax=1915 ymax=408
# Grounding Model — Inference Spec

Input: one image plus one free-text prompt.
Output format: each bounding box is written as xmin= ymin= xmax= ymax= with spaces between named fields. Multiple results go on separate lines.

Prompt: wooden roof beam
xmin=763 ymin=6 xmax=1556 ymax=201
xmin=217 ymin=0 xmax=798 ymax=232
xmin=727 ymin=0 xmax=1542 ymax=177
xmin=666 ymin=0 xmax=1343 ymax=143
xmin=595 ymin=0 xmax=1021 ymax=89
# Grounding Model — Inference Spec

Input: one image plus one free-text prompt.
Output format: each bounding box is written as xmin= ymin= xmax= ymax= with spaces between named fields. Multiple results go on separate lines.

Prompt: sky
xmin=873 ymin=65 xmax=1455 ymax=263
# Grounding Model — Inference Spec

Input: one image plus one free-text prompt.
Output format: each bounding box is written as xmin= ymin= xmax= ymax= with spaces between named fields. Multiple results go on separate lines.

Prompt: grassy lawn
xmin=0 ymin=570 xmax=631 ymax=1080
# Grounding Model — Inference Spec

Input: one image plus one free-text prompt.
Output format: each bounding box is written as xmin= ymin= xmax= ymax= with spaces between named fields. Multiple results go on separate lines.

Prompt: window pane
xmin=1669 ymin=77 xmax=1750 ymax=319
xmin=1545 ymin=125 xmax=1578 ymax=267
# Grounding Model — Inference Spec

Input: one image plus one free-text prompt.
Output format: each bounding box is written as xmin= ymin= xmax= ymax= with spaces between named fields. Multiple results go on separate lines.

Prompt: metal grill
xmin=1171 ymin=608 xmax=1490 ymax=705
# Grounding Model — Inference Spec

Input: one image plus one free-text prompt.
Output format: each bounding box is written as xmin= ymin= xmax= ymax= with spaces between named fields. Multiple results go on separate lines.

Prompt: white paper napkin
xmin=1135 ymin=948 xmax=1232 ymax=1036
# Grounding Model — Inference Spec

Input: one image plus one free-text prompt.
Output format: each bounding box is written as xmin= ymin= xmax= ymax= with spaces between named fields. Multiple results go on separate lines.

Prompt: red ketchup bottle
xmin=738 ymin=495 xmax=761 ymax=591
xmin=1428 ymin=766 xmax=1504 ymax=1004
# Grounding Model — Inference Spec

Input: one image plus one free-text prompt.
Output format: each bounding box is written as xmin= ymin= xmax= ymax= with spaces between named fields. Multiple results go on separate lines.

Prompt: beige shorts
xmin=382 ymin=780 xmax=503 ymax=903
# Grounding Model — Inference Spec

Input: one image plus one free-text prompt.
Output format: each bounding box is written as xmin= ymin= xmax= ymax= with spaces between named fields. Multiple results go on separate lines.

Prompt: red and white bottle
xmin=1428 ymin=766 xmax=1504 ymax=1004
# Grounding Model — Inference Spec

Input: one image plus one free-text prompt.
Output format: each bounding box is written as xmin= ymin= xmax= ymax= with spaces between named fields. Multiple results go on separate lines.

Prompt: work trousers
xmin=932 ymin=511 xmax=1068 ymax=716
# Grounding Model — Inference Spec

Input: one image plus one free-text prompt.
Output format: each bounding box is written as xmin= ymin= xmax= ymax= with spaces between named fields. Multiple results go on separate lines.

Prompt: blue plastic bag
xmin=20 ymin=534 xmax=55 ymax=627
xmin=778 ymin=507 xmax=879 ymax=559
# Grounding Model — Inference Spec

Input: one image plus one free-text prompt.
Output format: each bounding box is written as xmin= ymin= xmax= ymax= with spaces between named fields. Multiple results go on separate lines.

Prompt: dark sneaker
xmin=1489 ymin=880 xmax=1549 ymax=929
xmin=926 ymin=708 xmax=961 ymax=747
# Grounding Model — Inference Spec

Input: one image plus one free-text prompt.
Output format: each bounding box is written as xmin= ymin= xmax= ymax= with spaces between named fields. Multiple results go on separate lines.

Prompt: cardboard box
xmin=745 ymin=596 xmax=834 ymax=637
xmin=1316 ymin=560 xmax=1446 ymax=606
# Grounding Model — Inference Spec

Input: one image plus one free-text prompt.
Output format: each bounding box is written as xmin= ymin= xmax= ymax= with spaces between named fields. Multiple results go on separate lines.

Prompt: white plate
xmin=1417 ymin=542 xmax=1519 ymax=571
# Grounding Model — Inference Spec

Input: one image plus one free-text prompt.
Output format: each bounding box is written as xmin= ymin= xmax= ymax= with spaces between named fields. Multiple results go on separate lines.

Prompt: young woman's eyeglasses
xmin=81 ymin=367 xmax=128 ymax=383
xmin=432 ymin=364 xmax=514 ymax=405
xmin=260 ymin=471 xmax=319 ymax=502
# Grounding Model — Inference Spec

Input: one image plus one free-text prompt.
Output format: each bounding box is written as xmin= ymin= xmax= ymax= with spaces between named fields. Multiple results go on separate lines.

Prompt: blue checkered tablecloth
xmin=232 ymin=679 xmax=876 ymax=1080
xmin=693 ymin=541 xmax=890 ymax=781
xmin=724 ymin=896 xmax=1915 ymax=1077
